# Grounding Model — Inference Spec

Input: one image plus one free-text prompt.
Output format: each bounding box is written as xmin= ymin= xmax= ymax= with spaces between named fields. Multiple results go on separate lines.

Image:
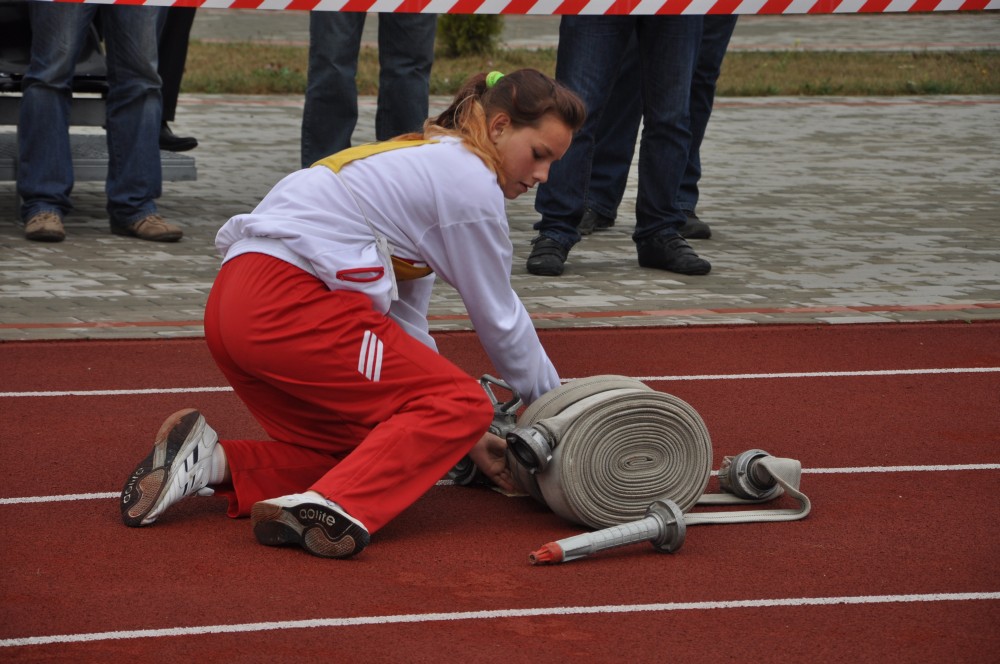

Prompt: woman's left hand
xmin=468 ymin=431 xmax=516 ymax=492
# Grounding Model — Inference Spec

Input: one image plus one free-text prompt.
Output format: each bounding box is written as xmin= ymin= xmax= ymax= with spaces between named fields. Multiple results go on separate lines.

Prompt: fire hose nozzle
xmin=528 ymin=542 xmax=563 ymax=564
xmin=529 ymin=499 xmax=686 ymax=565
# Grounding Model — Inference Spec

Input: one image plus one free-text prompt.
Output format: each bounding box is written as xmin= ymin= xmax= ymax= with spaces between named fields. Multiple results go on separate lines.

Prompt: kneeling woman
xmin=119 ymin=69 xmax=586 ymax=559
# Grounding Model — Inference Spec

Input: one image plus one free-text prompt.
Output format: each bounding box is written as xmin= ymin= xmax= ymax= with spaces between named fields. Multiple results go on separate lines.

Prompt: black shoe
xmin=578 ymin=208 xmax=615 ymax=236
xmin=526 ymin=236 xmax=569 ymax=276
xmin=637 ymin=233 xmax=712 ymax=275
xmin=679 ymin=211 xmax=711 ymax=240
xmin=159 ymin=123 xmax=198 ymax=152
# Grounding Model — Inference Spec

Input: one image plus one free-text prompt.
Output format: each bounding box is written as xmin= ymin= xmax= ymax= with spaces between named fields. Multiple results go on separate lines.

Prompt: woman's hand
xmin=468 ymin=431 xmax=516 ymax=492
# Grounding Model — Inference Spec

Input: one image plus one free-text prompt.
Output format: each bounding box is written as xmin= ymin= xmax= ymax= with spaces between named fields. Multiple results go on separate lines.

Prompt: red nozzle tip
xmin=528 ymin=542 xmax=564 ymax=565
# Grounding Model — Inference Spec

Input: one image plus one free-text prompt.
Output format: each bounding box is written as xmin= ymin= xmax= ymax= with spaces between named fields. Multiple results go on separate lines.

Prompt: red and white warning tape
xmin=38 ymin=0 xmax=1000 ymax=14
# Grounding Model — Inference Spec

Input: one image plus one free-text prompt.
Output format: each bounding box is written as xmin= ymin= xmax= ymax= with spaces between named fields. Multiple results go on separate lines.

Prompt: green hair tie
xmin=486 ymin=71 xmax=505 ymax=89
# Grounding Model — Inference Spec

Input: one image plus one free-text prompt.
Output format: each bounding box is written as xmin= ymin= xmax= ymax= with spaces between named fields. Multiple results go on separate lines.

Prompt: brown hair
xmin=397 ymin=69 xmax=586 ymax=183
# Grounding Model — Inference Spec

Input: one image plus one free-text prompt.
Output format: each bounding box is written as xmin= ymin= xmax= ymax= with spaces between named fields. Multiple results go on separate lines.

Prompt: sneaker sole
xmin=251 ymin=501 xmax=370 ymax=559
xmin=120 ymin=408 xmax=205 ymax=527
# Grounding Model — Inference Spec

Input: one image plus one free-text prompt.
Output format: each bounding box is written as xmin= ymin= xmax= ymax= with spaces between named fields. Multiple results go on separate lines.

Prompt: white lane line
xmin=0 ymin=386 xmax=233 ymax=398
xmin=2 ymin=492 xmax=120 ymax=504
xmin=807 ymin=463 xmax=1000 ymax=473
xmin=633 ymin=367 xmax=1000 ymax=382
xmin=2 ymin=592 xmax=997 ymax=648
xmin=3 ymin=463 xmax=997 ymax=506
xmin=2 ymin=367 xmax=997 ymax=398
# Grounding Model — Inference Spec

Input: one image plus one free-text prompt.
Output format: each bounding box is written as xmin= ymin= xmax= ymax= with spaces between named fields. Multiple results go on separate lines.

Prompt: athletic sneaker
xmin=120 ymin=408 xmax=219 ymax=527
xmin=251 ymin=493 xmax=370 ymax=559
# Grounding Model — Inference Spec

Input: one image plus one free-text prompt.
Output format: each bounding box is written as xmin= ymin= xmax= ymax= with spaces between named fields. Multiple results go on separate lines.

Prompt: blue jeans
xmin=680 ymin=16 xmax=738 ymax=213
xmin=17 ymin=3 xmax=162 ymax=228
xmin=585 ymin=15 xmax=739 ymax=219
xmin=585 ymin=35 xmax=641 ymax=223
xmin=587 ymin=17 xmax=738 ymax=219
xmin=301 ymin=12 xmax=436 ymax=168
xmin=533 ymin=16 xmax=702 ymax=248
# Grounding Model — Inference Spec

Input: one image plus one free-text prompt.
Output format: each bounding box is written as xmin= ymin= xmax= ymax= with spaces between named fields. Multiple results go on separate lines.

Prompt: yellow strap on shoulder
xmin=312 ymin=139 xmax=438 ymax=173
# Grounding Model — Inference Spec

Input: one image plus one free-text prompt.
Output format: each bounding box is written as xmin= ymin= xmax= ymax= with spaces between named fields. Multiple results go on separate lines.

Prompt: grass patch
xmin=720 ymin=50 xmax=1000 ymax=96
xmin=183 ymin=42 xmax=1000 ymax=97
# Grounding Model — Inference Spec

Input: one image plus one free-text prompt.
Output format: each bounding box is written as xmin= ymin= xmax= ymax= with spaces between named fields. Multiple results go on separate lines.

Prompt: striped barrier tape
xmin=36 ymin=0 xmax=1000 ymax=14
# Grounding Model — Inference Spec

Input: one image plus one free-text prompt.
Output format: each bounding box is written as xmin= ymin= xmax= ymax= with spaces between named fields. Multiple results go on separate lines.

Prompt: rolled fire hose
xmin=500 ymin=375 xmax=811 ymax=562
xmin=507 ymin=375 xmax=714 ymax=529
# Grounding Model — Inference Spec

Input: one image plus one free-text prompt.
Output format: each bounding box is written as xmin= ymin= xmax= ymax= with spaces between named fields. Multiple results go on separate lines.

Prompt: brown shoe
xmin=25 ymin=211 xmax=66 ymax=242
xmin=112 ymin=214 xmax=183 ymax=242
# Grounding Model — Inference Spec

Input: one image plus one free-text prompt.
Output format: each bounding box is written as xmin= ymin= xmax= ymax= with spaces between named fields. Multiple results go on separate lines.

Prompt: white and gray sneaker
xmin=120 ymin=408 xmax=219 ymax=527
xmin=251 ymin=493 xmax=370 ymax=559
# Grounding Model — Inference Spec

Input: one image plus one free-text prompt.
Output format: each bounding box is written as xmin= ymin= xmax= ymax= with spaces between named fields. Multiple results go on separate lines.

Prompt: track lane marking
xmin=0 ymin=386 xmax=234 ymax=398
xmin=634 ymin=367 xmax=1000 ymax=381
xmin=2 ymin=367 xmax=998 ymax=398
xmin=2 ymin=592 xmax=998 ymax=648
xmin=2 ymin=463 xmax=997 ymax=505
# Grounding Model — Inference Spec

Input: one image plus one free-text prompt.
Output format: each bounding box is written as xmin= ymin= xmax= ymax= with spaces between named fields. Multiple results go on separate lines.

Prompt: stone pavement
xmin=1 ymin=15 xmax=998 ymax=341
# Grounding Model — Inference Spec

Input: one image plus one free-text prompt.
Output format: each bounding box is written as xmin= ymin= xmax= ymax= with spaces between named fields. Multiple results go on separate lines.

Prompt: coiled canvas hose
xmin=509 ymin=376 xmax=713 ymax=529
xmin=508 ymin=375 xmax=811 ymax=532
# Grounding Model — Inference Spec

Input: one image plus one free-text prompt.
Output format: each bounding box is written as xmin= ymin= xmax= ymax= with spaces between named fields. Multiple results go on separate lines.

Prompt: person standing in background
xmin=575 ymin=17 xmax=739 ymax=241
xmin=18 ymin=2 xmax=182 ymax=243
xmin=526 ymin=16 xmax=710 ymax=277
xmin=300 ymin=11 xmax=437 ymax=168
xmin=157 ymin=6 xmax=199 ymax=153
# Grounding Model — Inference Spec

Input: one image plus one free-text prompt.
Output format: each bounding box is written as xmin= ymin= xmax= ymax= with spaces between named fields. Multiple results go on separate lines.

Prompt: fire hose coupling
xmin=479 ymin=374 xmax=523 ymax=437
xmin=529 ymin=499 xmax=687 ymax=565
xmin=505 ymin=426 xmax=554 ymax=474
xmin=718 ymin=449 xmax=781 ymax=501
xmin=445 ymin=375 xmax=524 ymax=486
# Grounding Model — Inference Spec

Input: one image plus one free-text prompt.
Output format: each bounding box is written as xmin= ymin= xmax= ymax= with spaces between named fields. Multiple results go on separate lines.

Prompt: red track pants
xmin=203 ymin=253 xmax=493 ymax=533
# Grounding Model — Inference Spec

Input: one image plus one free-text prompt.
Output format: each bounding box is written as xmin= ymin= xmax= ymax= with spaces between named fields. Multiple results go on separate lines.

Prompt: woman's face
xmin=490 ymin=113 xmax=574 ymax=200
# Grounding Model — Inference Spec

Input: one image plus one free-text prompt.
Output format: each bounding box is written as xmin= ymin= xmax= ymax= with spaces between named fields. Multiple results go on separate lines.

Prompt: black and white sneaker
xmin=251 ymin=493 xmax=370 ymax=559
xmin=120 ymin=408 xmax=219 ymax=527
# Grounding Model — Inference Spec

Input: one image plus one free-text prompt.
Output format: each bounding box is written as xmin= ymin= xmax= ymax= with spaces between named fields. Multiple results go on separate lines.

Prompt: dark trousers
xmin=157 ymin=7 xmax=195 ymax=122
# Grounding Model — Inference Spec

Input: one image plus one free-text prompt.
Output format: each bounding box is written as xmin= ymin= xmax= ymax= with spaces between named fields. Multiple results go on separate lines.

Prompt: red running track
xmin=1 ymin=321 xmax=998 ymax=662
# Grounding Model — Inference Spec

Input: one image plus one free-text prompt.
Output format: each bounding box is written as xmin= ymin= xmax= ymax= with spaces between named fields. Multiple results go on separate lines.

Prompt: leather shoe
xmin=112 ymin=214 xmax=183 ymax=242
xmin=25 ymin=210 xmax=66 ymax=242
xmin=578 ymin=208 xmax=615 ymax=236
xmin=679 ymin=210 xmax=711 ymax=240
xmin=637 ymin=233 xmax=711 ymax=275
xmin=526 ymin=236 xmax=569 ymax=276
xmin=159 ymin=123 xmax=198 ymax=152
